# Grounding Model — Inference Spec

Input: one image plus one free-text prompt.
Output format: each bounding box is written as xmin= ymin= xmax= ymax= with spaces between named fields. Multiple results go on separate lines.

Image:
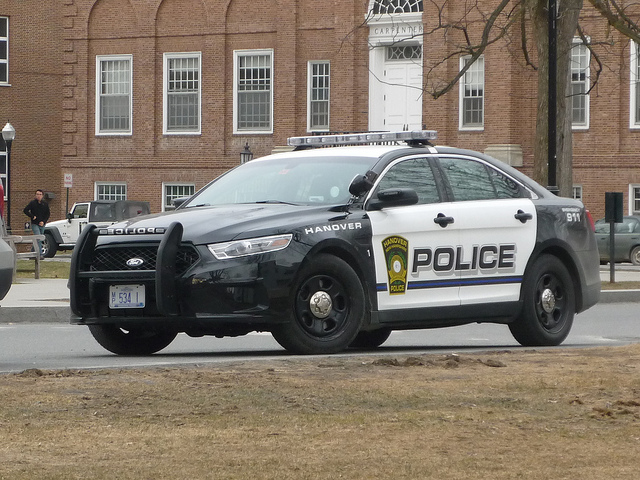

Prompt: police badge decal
xmin=382 ymin=235 xmax=408 ymax=295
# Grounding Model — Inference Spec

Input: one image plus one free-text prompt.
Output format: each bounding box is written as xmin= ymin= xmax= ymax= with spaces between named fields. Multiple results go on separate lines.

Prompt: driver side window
xmin=73 ymin=204 xmax=88 ymax=219
xmin=375 ymin=158 xmax=441 ymax=205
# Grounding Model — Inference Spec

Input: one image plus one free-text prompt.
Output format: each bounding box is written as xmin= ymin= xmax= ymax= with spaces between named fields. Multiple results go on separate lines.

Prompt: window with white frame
xmin=164 ymin=52 xmax=201 ymax=134
xmin=0 ymin=17 xmax=8 ymax=84
xmin=308 ymin=61 xmax=330 ymax=131
xmin=163 ymin=183 xmax=195 ymax=211
xmin=96 ymin=55 xmax=132 ymax=135
xmin=234 ymin=50 xmax=273 ymax=133
xmin=459 ymin=55 xmax=484 ymax=130
xmin=630 ymin=42 xmax=640 ymax=128
xmin=572 ymin=185 xmax=583 ymax=201
xmin=631 ymin=185 xmax=640 ymax=215
xmin=570 ymin=40 xmax=590 ymax=129
xmin=96 ymin=182 xmax=127 ymax=201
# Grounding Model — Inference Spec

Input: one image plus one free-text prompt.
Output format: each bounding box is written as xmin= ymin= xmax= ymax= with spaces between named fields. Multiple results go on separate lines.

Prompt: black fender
xmin=44 ymin=226 xmax=64 ymax=245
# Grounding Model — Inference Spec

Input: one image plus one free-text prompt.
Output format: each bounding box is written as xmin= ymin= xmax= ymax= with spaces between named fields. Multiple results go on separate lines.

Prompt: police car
xmin=69 ymin=131 xmax=601 ymax=355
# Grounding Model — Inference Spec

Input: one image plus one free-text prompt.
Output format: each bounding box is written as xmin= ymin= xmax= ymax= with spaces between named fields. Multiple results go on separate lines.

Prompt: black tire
xmin=271 ymin=254 xmax=365 ymax=354
xmin=42 ymin=232 xmax=57 ymax=258
xmin=88 ymin=325 xmax=177 ymax=355
xmin=509 ymin=254 xmax=575 ymax=346
xmin=349 ymin=328 xmax=392 ymax=349
xmin=631 ymin=246 xmax=640 ymax=266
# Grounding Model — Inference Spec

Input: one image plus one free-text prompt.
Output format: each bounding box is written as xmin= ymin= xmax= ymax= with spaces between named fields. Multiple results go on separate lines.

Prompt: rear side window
xmin=375 ymin=157 xmax=441 ymax=205
xmin=615 ymin=218 xmax=640 ymax=233
xmin=438 ymin=156 xmax=525 ymax=201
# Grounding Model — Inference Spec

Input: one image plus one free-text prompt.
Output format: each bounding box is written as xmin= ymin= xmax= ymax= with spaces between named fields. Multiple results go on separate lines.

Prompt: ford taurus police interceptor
xmin=69 ymin=131 xmax=601 ymax=355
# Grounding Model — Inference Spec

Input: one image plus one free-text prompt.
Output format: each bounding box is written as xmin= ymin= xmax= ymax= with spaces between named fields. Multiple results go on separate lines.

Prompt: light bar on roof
xmin=287 ymin=130 xmax=437 ymax=147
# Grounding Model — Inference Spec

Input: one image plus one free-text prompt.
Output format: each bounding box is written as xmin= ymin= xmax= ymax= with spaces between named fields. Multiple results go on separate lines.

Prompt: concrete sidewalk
xmin=0 ymin=278 xmax=70 ymax=323
xmin=0 ymin=267 xmax=639 ymax=324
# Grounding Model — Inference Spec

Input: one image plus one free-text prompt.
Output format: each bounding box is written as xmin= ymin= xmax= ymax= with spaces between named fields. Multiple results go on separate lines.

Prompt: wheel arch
xmin=628 ymin=244 xmax=640 ymax=264
xmin=525 ymin=242 xmax=584 ymax=312
xmin=44 ymin=226 xmax=63 ymax=245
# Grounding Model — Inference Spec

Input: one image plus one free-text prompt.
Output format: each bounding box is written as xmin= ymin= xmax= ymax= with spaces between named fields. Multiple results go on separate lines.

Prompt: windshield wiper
xmin=184 ymin=203 xmax=211 ymax=208
xmin=254 ymin=200 xmax=297 ymax=205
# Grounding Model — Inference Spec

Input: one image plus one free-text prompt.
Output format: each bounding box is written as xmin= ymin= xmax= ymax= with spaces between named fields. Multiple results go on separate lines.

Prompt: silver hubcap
xmin=309 ymin=291 xmax=332 ymax=319
xmin=541 ymin=288 xmax=556 ymax=314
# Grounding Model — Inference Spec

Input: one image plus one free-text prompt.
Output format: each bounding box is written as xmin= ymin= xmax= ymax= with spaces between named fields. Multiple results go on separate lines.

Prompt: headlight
xmin=207 ymin=234 xmax=293 ymax=260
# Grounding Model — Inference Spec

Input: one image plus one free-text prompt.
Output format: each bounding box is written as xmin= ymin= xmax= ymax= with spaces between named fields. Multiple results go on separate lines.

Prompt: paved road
xmin=1 ymin=302 xmax=638 ymax=374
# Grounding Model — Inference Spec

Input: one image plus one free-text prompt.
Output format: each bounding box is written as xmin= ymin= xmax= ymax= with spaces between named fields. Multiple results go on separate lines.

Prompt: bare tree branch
xmin=588 ymin=0 xmax=640 ymax=44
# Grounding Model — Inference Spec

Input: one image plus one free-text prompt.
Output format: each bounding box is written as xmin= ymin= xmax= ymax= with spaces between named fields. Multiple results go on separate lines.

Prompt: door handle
xmin=515 ymin=210 xmax=533 ymax=224
xmin=434 ymin=213 xmax=454 ymax=228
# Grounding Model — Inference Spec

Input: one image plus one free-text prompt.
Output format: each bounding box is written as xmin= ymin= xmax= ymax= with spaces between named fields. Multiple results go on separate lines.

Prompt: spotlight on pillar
xmin=2 ymin=121 xmax=15 ymax=230
xmin=240 ymin=142 xmax=253 ymax=164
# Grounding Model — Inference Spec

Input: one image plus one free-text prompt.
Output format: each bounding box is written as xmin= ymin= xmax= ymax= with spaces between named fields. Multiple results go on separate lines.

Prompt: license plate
xmin=109 ymin=284 xmax=145 ymax=309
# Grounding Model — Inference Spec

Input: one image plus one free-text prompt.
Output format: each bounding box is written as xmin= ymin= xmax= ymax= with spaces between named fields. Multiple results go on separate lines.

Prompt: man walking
xmin=23 ymin=189 xmax=50 ymax=256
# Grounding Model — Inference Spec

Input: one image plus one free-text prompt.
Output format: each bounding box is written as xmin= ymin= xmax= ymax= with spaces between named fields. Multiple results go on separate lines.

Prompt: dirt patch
xmin=1 ymin=345 xmax=639 ymax=479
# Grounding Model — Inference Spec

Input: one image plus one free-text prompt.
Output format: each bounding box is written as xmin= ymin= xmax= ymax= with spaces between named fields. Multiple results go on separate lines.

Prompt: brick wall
xmin=0 ymin=1 xmax=63 ymax=229
xmin=2 ymin=0 xmax=638 ymax=223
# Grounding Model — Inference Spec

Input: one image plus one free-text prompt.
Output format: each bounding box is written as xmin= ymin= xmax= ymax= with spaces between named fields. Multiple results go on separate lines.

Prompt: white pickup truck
xmin=42 ymin=200 xmax=150 ymax=258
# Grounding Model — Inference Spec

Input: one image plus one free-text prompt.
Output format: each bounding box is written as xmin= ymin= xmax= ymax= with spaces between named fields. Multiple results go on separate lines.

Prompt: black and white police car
xmin=69 ymin=131 xmax=601 ymax=355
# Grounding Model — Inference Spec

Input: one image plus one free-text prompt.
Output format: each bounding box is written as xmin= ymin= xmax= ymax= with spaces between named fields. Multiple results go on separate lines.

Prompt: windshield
xmin=183 ymin=155 xmax=377 ymax=207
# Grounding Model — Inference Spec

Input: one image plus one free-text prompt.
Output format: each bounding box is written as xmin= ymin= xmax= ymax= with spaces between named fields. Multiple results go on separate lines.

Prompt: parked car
xmin=0 ymin=215 xmax=15 ymax=301
xmin=69 ymin=130 xmax=600 ymax=356
xmin=42 ymin=200 xmax=150 ymax=258
xmin=594 ymin=215 xmax=640 ymax=265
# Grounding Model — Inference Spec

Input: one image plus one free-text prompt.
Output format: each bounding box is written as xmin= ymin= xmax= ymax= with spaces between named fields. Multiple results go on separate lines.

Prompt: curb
xmin=0 ymin=289 xmax=638 ymax=324
xmin=599 ymin=289 xmax=640 ymax=304
xmin=1 ymin=306 xmax=70 ymax=324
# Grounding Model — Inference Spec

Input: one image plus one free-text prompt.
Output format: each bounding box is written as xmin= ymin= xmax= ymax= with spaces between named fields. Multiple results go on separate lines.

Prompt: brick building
xmin=4 ymin=0 xmax=640 ymax=225
xmin=0 ymin=1 xmax=63 ymax=231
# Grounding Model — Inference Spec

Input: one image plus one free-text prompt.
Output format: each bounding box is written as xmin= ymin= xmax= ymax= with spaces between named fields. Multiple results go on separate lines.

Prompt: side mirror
xmin=173 ymin=197 xmax=189 ymax=209
xmin=368 ymin=188 xmax=419 ymax=210
xmin=66 ymin=212 xmax=73 ymax=223
xmin=349 ymin=171 xmax=378 ymax=197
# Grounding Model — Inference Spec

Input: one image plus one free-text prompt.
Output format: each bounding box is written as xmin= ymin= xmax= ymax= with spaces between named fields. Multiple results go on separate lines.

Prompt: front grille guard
xmin=70 ymin=222 xmax=190 ymax=317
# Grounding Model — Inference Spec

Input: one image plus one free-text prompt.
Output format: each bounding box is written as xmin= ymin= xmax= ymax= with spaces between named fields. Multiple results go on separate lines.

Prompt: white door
xmin=370 ymin=202 xmax=461 ymax=310
xmin=367 ymin=156 xmax=460 ymax=311
xmin=384 ymin=61 xmax=423 ymax=131
xmin=434 ymin=156 xmax=537 ymax=306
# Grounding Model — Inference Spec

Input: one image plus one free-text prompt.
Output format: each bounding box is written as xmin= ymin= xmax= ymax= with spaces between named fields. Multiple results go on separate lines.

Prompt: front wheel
xmin=42 ymin=233 xmax=57 ymax=258
xmin=88 ymin=325 xmax=177 ymax=355
xmin=271 ymin=254 xmax=365 ymax=354
xmin=509 ymin=254 xmax=575 ymax=347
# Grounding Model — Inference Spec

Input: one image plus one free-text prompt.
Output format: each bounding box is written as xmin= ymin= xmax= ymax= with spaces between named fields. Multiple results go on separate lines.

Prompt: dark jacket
xmin=23 ymin=199 xmax=50 ymax=225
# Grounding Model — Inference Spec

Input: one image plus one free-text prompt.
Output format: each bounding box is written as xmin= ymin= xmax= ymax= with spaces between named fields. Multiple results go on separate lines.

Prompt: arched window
xmin=372 ymin=0 xmax=423 ymax=15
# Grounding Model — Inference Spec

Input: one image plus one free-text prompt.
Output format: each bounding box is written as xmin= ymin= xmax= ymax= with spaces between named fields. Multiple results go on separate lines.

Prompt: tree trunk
xmin=529 ymin=0 xmax=582 ymax=196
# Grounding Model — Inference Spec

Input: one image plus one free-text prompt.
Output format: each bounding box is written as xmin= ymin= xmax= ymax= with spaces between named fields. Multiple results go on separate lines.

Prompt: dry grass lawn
xmin=1 ymin=345 xmax=639 ymax=479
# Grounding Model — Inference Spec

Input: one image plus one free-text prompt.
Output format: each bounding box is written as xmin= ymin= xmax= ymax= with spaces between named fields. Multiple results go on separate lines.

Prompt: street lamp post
xmin=547 ymin=0 xmax=559 ymax=195
xmin=2 ymin=122 xmax=15 ymax=230
xmin=240 ymin=142 xmax=253 ymax=164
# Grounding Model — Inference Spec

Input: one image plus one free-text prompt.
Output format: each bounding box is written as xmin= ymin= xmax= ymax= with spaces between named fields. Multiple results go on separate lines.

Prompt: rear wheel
xmin=88 ymin=325 xmax=177 ymax=355
xmin=509 ymin=254 xmax=575 ymax=346
xmin=271 ymin=254 xmax=365 ymax=354
xmin=349 ymin=328 xmax=392 ymax=349
xmin=631 ymin=246 xmax=640 ymax=266
xmin=42 ymin=233 xmax=57 ymax=258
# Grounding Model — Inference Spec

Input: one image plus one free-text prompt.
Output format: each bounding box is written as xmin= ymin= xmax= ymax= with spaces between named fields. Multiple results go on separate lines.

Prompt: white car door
xmin=368 ymin=156 xmax=462 ymax=311
xmin=436 ymin=155 xmax=537 ymax=306
xmin=59 ymin=203 xmax=89 ymax=244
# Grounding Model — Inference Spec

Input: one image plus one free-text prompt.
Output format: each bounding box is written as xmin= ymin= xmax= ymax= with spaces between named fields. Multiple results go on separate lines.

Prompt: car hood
xmin=46 ymin=218 xmax=72 ymax=228
xmin=105 ymin=203 xmax=349 ymax=245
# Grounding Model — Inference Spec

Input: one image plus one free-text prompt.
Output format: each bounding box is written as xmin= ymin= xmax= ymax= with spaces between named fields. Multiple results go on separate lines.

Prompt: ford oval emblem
xmin=126 ymin=258 xmax=144 ymax=267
